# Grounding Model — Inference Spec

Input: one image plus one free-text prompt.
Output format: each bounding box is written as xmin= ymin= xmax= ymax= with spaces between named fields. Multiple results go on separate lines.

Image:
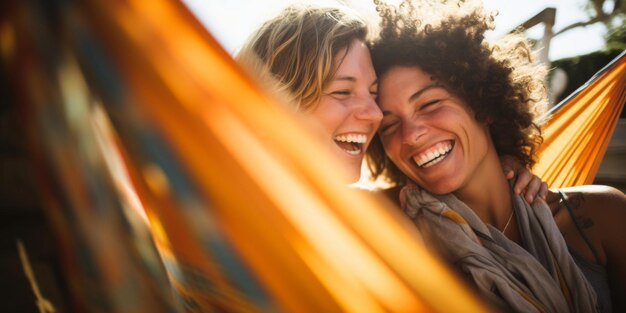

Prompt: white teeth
xmin=427 ymin=151 xmax=436 ymax=161
xmin=334 ymin=134 xmax=367 ymax=143
xmin=422 ymin=154 xmax=445 ymax=168
xmin=438 ymin=146 xmax=447 ymax=155
xmin=413 ymin=142 xmax=453 ymax=168
xmin=334 ymin=134 xmax=367 ymax=156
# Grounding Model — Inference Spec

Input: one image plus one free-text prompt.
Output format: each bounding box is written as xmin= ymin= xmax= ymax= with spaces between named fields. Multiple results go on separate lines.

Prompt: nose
xmin=354 ymin=97 xmax=383 ymax=123
xmin=401 ymin=119 xmax=427 ymax=145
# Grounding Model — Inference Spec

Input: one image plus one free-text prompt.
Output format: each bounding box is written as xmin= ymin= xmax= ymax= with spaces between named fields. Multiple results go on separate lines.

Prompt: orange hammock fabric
xmin=3 ymin=0 xmax=486 ymax=312
xmin=534 ymin=51 xmax=626 ymax=188
xmin=2 ymin=0 xmax=624 ymax=312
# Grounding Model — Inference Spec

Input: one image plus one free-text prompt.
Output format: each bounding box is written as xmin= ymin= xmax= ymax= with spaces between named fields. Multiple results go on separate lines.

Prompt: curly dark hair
xmin=366 ymin=0 xmax=547 ymax=187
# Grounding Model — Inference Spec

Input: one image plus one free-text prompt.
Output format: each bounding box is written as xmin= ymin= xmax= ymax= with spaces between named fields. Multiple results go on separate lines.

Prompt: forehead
xmin=330 ymin=40 xmax=374 ymax=78
xmin=381 ymin=66 xmax=432 ymax=86
xmin=378 ymin=66 xmax=434 ymax=100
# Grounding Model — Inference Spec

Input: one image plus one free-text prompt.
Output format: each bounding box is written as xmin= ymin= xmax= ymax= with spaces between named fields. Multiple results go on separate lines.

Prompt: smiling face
xmin=377 ymin=66 xmax=496 ymax=195
xmin=307 ymin=39 xmax=382 ymax=182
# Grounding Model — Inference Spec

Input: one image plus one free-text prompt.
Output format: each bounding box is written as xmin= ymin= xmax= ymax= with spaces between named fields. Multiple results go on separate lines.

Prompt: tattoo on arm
xmin=564 ymin=191 xmax=602 ymax=263
xmin=568 ymin=193 xmax=594 ymax=230
xmin=568 ymin=192 xmax=585 ymax=209
xmin=579 ymin=217 xmax=594 ymax=229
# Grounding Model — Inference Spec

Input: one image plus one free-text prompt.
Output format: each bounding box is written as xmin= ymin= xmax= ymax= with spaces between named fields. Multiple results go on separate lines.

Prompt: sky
xmin=183 ymin=0 xmax=610 ymax=61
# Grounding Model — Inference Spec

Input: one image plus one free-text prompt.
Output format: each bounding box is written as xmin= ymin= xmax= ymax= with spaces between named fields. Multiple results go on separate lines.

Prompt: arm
xmin=592 ymin=186 xmax=626 ymax=312
xmin=557 ymin=185 xmax=626 ymax=311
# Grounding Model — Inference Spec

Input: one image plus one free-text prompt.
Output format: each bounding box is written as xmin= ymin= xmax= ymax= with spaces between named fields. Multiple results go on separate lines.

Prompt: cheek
xmin=308 ymin=103 xmax=343 ymax=132
xmin=465 ymin=118 xmax=490 ymax=144
xmin=476 ymin=127 xmax=493 ymax=154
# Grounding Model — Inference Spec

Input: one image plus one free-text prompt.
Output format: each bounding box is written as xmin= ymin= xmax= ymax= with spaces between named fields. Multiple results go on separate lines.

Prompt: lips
xmin=334 ymin=133 xmax=367 ymax=156
xmin=413 ymin=140 xmax=453 ymax=168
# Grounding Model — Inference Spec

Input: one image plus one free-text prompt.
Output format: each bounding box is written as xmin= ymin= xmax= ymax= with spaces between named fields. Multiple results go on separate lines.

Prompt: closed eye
xmin=326 ymin=90 xmax=352 ymax=99
xmin=418 ymin=99 xmax=441 ymax=111
xmin=379 ymin=120 xmax=399 ymax=135
xmin=331 ymin=90 xmax=350 ymax=96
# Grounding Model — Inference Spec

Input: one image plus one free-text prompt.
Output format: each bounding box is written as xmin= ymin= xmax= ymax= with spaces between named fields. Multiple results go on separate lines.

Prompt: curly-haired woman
xmin=368 ymin=0 xmax=626 ymax=312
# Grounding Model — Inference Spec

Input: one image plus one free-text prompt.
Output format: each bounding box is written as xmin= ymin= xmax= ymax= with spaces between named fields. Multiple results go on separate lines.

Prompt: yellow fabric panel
xmin=535 ymin=53 xmax=626 ymax=188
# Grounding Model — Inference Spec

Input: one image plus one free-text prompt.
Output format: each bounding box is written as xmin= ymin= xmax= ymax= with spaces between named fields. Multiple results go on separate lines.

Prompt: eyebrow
xmin=332 ymin=76 xmax=378 ymax=87
xmin=408 ymin=83 xmax=440 ymax=102
xmin=332 ymin=76 xmax=356 ymax=82
xmin=381 ymin=83 xmax=440 ymax=116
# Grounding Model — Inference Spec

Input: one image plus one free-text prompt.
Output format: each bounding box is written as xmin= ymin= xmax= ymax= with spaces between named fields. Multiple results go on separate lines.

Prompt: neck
xmin=453 ymin=150 xmax=512 ymax=228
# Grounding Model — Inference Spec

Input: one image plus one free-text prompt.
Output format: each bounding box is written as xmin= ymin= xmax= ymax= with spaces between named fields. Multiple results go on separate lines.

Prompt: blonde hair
xmin=237 ymin=4 xmax=368 ymax=111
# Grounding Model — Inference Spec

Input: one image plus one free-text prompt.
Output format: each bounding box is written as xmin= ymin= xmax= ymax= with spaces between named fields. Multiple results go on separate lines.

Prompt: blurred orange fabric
xmin=3 ymin=0 xmax=489 ymax=312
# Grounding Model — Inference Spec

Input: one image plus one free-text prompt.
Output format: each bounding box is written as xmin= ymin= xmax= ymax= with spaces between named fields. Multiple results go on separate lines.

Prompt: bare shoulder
xmin=553 ymin=185 xmax=626 ymax=264
xmin=559 ymin=185 xmax=626 ymax=218
xmin=559 ymin=185 xmax=626 ymax=233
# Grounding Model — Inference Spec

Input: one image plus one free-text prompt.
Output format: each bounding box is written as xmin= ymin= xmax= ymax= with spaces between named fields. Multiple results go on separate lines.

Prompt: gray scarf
xmin=401 ymin=184 xmax=599 ymax=313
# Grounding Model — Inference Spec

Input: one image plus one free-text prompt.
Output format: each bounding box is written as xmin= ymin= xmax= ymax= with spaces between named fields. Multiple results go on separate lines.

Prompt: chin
xmin=416 ymin=179 xmax=457 ymax=195
xmin=424 ymin=186 xmax=452 ymax=195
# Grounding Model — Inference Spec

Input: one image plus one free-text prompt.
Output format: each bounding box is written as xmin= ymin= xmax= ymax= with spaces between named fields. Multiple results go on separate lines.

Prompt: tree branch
xmin=553 ymin=10 xmax=621 ymax=37
xmin=554 ymin=17 xmax=603 ymax=36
